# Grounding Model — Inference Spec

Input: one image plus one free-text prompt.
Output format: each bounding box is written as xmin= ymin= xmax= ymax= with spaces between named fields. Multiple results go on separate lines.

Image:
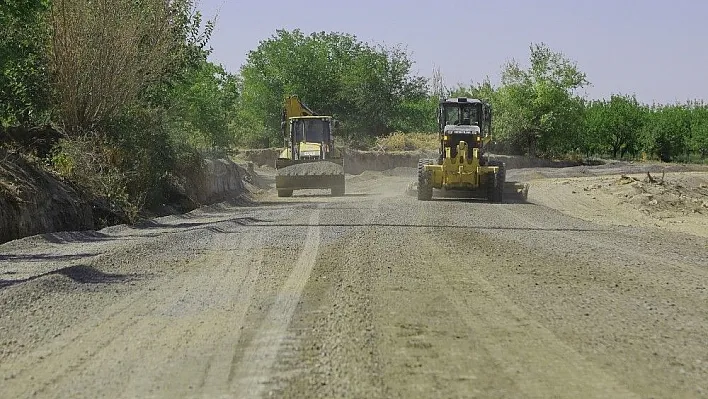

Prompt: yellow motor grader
xmin=275 ymin=95 xmax=345 ymax=197
xmin=417 ymin=97 xmax=511 ymax=202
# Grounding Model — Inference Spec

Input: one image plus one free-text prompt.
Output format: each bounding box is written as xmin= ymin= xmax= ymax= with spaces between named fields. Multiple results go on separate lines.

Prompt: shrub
xmin=374 ymin=132 xmax=438 ymax=152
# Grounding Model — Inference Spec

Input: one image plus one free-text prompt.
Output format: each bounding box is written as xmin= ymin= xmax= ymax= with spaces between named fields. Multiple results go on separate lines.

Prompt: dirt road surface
xmin=1 ymin=163 xmax=707 ymax=399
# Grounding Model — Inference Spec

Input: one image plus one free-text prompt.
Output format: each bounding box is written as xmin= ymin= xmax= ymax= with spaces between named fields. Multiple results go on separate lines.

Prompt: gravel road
xmin=1 ymin=164 xmax=706 ymax=399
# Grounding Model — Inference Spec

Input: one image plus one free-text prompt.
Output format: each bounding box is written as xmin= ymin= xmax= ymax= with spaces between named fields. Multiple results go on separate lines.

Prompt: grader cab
xmin=417 ymin=97 xmax=506 ymax=202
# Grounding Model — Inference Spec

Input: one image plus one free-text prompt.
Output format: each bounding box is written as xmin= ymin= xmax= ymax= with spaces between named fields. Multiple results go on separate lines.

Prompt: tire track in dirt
xmin=195 ymin=244 xmax=265 ymax=395
xmin=475 ymin=200 xmax=708 ymax=398
xmin=272 ymin=197 xmax=386 ymax=398
xmin=0 ymin=224 xmax=264 ymax=399
xmin=113 ymin=229 xmax=265 ymax=398
xmin=494 ymin=204 xmax=708 ymax=278
xmin=230 ymin=206 xmax=322 ymax=398
xmin=413 ymin=204 xmax=640 ymax=398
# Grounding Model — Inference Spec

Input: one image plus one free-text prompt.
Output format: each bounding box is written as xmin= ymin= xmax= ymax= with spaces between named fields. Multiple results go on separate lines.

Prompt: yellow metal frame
xmin=424 ymin=141 xmax=498 ymax=189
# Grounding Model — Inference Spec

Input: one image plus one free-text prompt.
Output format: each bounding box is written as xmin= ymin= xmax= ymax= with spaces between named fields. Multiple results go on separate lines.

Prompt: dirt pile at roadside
xmin=240 ymin=148 xmax=438 ymax=175
xmin=528 ymin=170 xmax=708 ymax=238
xmin=0 ymin=150 xmax=94 ymax=244
xmin=344 ymin=150 xmax=437 ymax=174
xmin=0 ymin=151 xmax=256 ymax=244
xmin=593 ymin=172 xmax=708 ymax=219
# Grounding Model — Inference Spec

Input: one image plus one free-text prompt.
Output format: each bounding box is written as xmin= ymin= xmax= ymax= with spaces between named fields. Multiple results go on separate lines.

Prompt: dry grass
xmin=374 ymin=132 xmax=438 ymax=152
xmin=50 ymin=0 xmax=177 ymax=132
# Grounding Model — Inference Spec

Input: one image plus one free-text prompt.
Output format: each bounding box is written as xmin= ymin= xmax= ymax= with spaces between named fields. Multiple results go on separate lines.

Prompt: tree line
xmin=449 ymin=44 xmax=708 ymax=162
xmin=1 ymin=3 xmax=706 ymax=219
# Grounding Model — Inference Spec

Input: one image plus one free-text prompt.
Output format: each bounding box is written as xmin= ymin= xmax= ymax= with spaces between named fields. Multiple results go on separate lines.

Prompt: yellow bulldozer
xmin=275 ymin=95 xmax=345 ymax=197
xmin=417 ymin=97 xmax=524 ymax=202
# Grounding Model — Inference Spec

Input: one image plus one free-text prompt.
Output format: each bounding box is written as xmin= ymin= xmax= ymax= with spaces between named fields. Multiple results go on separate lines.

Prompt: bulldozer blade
xmin=275 ymin=159 xmax=345 ymax=191
xmin=503 ymin=182 xmax=529 ymax=202
xmin=275 ymin=174 xmax=344 ymax=190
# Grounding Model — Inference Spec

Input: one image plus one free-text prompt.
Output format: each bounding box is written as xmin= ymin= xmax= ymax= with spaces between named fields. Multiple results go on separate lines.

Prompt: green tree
xmin=580 ymin=98 xmax=604 ymax=157
xmin=237 ymin=29 xmax=429 ymax=146
xmin=49 ymin=0 xmax=213 ymax=133
xmin=585 ymin=94 xmax=645 ymax=159
xmin=689 ymin=103 xmax=708 ymax=160
xmin=339 ymin=44 xmax=430 ymax=136
xmin=642 ymin=104 xmax=690 ymax=162
xmin=494 ymin=43 xmax=589 ymax=156
xmin=0 ymin=0 xmax=51 ymax=125
xmin=49 ymin=0 xmax=217 ymax=214
xmin=450 ymin=78 xmax=497 ymax=103
xmin=166 ymin=61 xmax=240 ymax=151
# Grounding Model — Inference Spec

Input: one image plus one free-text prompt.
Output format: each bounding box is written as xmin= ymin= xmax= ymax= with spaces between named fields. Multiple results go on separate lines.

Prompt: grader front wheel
xmin=486 ymin=162 xmax=505 ymax=203
xmin=417 ymin=159 xmax=433 ymax=201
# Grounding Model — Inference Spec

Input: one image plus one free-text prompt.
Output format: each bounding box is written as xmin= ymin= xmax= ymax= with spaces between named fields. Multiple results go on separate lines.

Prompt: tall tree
xmin=689 ymin=103 xmax=708 ymax=159
xmin=495 ymin=43 xmax=588 ymax=156
xmin=166 ymin=60 xmax=240 ymax=150
xmin=238 ymin=29 xmax=429 ymax=145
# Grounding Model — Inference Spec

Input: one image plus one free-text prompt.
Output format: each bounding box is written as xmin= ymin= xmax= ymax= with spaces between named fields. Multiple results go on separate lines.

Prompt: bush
xmin=51 ymin=132 xmax=139 ymax=223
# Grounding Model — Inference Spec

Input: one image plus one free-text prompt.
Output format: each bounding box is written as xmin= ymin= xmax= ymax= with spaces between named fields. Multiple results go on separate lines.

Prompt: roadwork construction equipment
xmin=417 ymin=97 xmax=527 ymax=202
xmin=275 ymin=95 xmax=345 ymax=197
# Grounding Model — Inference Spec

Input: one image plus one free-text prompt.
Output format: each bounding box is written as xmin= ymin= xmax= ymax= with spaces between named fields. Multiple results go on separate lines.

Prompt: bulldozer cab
xmin=290 ymin=117 xmax=331 ymax=144
xmin=438 ymin=98 xmax=492 ymax=159
xmin=285 ymin=116 xmax=337 ymax=160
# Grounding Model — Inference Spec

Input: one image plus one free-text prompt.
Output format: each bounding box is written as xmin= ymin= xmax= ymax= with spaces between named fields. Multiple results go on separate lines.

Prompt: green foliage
xmin=0 ymin=0 xmax=51 ymax=125
xmin=494 ymin=43 xmax=589 ymax=156
xmin=375 ymin=131 xmax=438 ymax=151
xmin=166 ymin=61 xmax=240 ymax=151
xmin=237 ymin=29 xmax=432 ymax=146
xmin=389 ymin=96 xmax=438 ymax=133
xmin=584 ymin=95 xmax=645 ymax=158
xmin=642 ymin=104 xmax=691 ymax=162
xmin=51 ymin=132 xmax=139 ymax=221
xmin=689 ymin=103 xmax=708 ymax=159
xmin=45 ymin=0 xmax=219 ymax=216
xmin=49 ymin=0 xmax=201 ymax=132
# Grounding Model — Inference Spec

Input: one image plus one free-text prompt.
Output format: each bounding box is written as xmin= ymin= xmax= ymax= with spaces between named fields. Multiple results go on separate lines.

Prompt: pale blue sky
xmin=196 ymin=0 xmax=707 ymax=104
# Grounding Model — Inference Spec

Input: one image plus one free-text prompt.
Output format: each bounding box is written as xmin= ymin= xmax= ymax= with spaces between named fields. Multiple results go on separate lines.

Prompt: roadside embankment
xmin=0 ymin=152 xmax=251 ymax=244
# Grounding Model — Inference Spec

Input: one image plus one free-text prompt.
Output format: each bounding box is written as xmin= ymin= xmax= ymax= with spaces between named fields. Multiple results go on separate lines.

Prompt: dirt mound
xmin=381 ymin=166 xmax=417 ymax=177
xmin=487 ymin=153 xmax=587 ymax=170
xmin=241 ymin=148 xmax=281 ymax=167
xmin=528 ymin=171 xmax=708 ymax=238
xmin=510 ymin=160 xmax=708 ymax=181
xmin=0 ymin=150 xmax=254 ymax=244
xmin=199 ymin=158 xmax=250 ymax=203
xmin=0 ymin=150 xmax=94 ymax=244
xmin=344 ymin=150 xmax=437 ymax=175
xmin=599 ymin=172 xmax=708 ymax=219
xmin=240 ymin=147 xmax=438 ymax=175
xmin=276 ymin=161 xmax=344 ymax=176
